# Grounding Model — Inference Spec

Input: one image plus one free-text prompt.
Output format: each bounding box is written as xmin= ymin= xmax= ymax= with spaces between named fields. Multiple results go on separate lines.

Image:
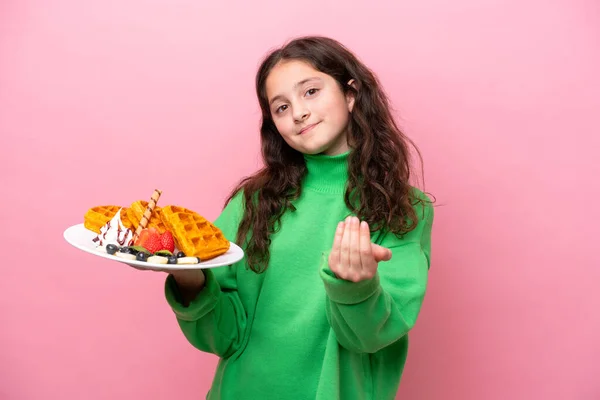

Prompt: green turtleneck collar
xmin=302 ymin=150 xmax=350 ymax=194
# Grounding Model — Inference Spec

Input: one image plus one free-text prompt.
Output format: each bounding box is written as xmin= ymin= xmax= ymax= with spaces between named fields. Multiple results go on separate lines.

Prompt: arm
xmin=321 ymin=197 xmax=434 ymax=354
xmin=164 ymin=192 xmax=247 ymax=358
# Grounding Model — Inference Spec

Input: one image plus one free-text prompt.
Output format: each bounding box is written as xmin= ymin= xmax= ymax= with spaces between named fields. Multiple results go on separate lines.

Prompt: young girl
xmin=163 ymin=36 xmax=434 ymax=400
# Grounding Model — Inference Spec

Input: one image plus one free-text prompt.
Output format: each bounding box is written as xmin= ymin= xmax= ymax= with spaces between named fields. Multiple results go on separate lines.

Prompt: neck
xmin=302 ymin=150 xmax=350 ymax=194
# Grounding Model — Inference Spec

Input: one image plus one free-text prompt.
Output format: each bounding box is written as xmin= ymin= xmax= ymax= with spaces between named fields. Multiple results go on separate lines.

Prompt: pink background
xmin=1 ymin=0 xmax=599 ymax=399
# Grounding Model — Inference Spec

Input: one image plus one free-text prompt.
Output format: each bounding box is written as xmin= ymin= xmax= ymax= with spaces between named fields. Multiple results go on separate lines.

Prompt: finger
xmin=358 ymin=221 xmax=375 ymax=279
xmin=340 ymin=216 xmax=352 ymax=278
xmin=349 ymin=217 xmax=361 ymax=279
xmin=328 ymin=221 xmax=345 ymax=273
xmin=371 ymin=243 xmax=392 ymax=262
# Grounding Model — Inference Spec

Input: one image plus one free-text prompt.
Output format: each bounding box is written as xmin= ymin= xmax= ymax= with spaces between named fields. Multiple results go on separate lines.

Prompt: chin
xmin=300 ymin=144 xmax=330 ymax=155
xmin=286 ymin=140 xmax=326 ymax=155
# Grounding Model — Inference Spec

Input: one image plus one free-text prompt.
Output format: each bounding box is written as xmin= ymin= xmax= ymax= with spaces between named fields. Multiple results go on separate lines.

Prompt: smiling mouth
xmin=299 ymin=122 xmax=320 ymax=135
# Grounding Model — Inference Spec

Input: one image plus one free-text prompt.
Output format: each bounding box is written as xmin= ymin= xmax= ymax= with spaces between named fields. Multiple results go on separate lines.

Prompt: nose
xmin=292 ymin=103 xmax=310 ymax=123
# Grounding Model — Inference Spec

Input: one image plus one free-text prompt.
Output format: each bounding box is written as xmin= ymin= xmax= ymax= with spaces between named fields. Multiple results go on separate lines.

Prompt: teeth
xmin=115 ymin=252 xmax=136 ymax=260
xmin=147 ymin=256 xmax=168 ymax=264
xmin=177 ymin=256 xmax=200 ymax=264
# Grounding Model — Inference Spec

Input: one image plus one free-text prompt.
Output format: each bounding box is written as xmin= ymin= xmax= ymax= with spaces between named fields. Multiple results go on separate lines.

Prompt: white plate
xmin=63 ymin=223 xmax=244 ymax=271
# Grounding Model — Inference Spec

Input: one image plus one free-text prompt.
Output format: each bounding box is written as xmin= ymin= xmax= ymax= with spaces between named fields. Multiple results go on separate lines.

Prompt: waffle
xmin=119 ymin=207 xmax=136 ymax=230
xmin=84 ymin=205 xmax=121 ymax=233
xmin=127 ymin=200 xmax=168 ymax=234
xmin=84 ymin=205 xmax=136 ymax=233
xmin=160 ymin=205 xmax=230 ymax=260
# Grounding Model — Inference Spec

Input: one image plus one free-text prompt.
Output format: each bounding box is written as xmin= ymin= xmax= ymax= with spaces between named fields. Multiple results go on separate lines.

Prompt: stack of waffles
xmin=84 ymin=200 xmax=230 ymax=261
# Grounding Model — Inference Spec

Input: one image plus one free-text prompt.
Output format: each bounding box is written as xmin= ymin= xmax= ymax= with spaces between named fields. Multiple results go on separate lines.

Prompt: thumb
xmin=371 ymin=243 xmax=392 ymax=262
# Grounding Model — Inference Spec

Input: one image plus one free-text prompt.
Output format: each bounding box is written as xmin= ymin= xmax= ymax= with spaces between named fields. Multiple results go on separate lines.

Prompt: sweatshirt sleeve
xmin=164 ymin=192 xmax=247 ymax=359
xmin=320 ymin=194 xmax=434 ymax=354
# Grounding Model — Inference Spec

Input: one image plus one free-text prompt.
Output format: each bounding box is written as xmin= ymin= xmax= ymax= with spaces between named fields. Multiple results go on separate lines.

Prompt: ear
xmin=345 ymin=79 xmax=357 ymax=112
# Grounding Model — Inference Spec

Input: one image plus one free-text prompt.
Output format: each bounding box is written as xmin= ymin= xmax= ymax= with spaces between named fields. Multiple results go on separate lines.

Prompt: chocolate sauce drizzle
xmin=94 ymin=219 xmax=133 ymax=247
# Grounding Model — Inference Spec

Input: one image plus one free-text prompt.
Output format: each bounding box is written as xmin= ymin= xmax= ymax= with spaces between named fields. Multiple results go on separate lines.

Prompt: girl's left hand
xmin=328 ymin=216 xmax=392 ymax=282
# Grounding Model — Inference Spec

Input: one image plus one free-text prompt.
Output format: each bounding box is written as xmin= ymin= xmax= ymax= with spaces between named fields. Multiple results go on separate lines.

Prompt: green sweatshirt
xmin=164 ymin=150 xmax=434 ymax=400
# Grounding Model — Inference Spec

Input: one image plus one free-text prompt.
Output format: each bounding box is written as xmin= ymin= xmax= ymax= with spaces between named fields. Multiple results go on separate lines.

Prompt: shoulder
xmin=390 ymin=186 xmax=434 ymax=245
xmin=409 ymin=186 xmax=434 ymax=225
xmin=375 ymin=186 xmax=434 ymax=246
xmin=407 ymin=187 xmax=434 ymax=258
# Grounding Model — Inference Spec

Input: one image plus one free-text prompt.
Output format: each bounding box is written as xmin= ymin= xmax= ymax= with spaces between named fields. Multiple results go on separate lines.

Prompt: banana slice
xmin=116 ymin=252 xmax=136 ymax=260
xmin=147 ymin=255 xmax=168 ymax=264
xmin=177 ymin=256 xmax=200 ymax=264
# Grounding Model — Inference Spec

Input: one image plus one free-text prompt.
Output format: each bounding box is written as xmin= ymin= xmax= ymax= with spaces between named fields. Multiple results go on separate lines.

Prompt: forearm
xmin=325 ymin=278 xmax=425 ymax=353
xmin=165 ymin=269 xmax=247 ymax=358
xmin=321 ymin=248 xmax=429 ymax=354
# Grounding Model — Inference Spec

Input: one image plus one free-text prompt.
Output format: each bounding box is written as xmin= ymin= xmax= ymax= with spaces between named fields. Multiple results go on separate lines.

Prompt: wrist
xmin=171 ymin=270 xmax=206 ymax=291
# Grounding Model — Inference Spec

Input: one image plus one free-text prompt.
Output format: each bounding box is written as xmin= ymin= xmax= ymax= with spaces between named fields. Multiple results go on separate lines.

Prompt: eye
xmin=275 ymin=104 xmax=288 ymax=114
xmin=305 ymin=88 xmax=319 ymax=96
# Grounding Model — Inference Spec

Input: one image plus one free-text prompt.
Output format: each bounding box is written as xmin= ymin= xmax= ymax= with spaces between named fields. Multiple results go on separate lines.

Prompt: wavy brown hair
xmin=225 ymin=36 xmax=431 ymax=273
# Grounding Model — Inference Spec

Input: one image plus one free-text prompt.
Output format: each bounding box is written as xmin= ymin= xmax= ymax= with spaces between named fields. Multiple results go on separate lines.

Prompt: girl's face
xmin=265 ymin=60 xmax=355 ymax=156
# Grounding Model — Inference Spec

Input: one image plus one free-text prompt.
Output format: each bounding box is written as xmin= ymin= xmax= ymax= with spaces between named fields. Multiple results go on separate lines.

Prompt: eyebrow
xmin=269 ymin=77 xmax=322 ymax=106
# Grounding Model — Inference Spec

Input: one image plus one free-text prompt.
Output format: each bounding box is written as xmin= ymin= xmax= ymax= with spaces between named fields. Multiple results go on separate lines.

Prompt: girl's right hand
xmin=169 ymin=269 xmax=206 ymax=291
xmin=168 ymin=269 xmax=206 ymax=306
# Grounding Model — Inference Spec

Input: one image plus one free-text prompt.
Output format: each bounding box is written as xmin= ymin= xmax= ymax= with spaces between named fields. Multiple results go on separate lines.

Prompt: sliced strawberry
xmin=144 ymin=234 xmax=162 ymax=253
xmin=134 ymin=228 xmax=150 ymax=247
xmin=160 ymin=231 xmax=175 ymax=253
xmin=135 ymin=227 xmax=162 ymax=253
